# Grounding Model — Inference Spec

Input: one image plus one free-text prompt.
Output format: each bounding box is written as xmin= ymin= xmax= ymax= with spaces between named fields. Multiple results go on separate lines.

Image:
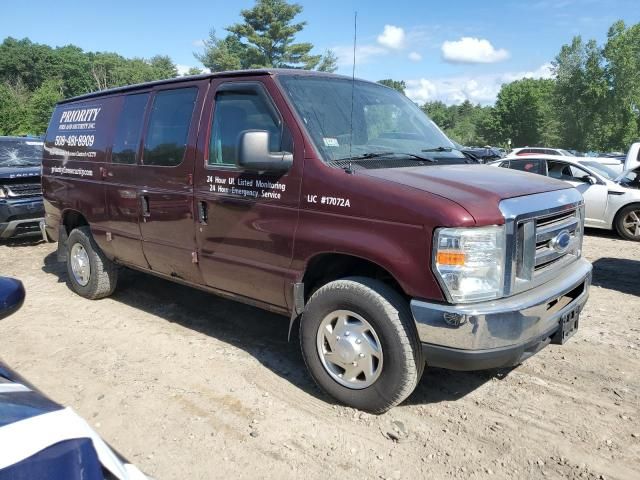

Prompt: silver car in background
xmin=490 ymin=154 xmax=640 ymax=241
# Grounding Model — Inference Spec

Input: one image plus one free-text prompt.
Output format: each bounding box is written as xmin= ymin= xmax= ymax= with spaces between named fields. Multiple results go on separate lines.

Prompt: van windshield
xmin=277 ymin=75 xmax=465 ymax=166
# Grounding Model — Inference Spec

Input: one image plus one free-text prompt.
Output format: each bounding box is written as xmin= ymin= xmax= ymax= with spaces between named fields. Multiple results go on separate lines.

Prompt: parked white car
xmin=511 ymin=147 xmax=574 ymax=156
xmin=490 ymin=154 xmax=640 ymax=241
xmin=511 ymin=147 xmax=625 ymax=174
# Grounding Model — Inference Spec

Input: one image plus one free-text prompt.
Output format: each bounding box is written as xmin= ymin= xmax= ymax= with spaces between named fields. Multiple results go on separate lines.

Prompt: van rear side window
xmin=143 ymin=88 xmax=197 ymax=167
xmin=112 ymin=93 xmax=149 ymax=164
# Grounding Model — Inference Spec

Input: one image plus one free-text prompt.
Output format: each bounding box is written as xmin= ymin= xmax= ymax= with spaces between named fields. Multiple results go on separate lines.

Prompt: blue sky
xmin=2 ymin=0 xmax=639 ymax=104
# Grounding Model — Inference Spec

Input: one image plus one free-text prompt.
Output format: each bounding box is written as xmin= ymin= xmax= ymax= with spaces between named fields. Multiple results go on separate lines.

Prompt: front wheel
xmin=66 ymin=226 xmax=118 ymax=299
xmin=300 ymin=277 xmax=424 ymax=413
xmin=615 ymin=205 xmax=640 ymax=241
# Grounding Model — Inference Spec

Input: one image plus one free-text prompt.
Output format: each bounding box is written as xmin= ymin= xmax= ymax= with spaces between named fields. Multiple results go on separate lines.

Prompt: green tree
xmin=0 ymin=38 xmax=57 ymax=91
xmin=0 ymin=81 xmax=30 ymax=135
xmin=316 ymin=49 xmax=338 ymax=73
xmin=422 ymin=100 xmax=493 ymax=146
xmin=602 ymin=20 xmax=640 ymax=149
xmin=27 ymin=79 xmax=63 ymax=133
xmin=377 ymin=79 xmax=406 ymax=95
xmin=195 ymin=30 xmax=247 ymax=71
xmin=422 ymin=101 xmax=452 ymax=130
xmin=50 ymin=45 xmax=94 ymax=97
xmin=185 ymin=67 xmax=204 ymax=76
xmin=195 ymin=0 xmax=336 ymax=71
xmin=488 ymin=78 xmax=556 ymax=147
xmin=553 ymin=36 xmax=608 ymax=150
xmin=149 ymin=55 xmax=178 ymax=79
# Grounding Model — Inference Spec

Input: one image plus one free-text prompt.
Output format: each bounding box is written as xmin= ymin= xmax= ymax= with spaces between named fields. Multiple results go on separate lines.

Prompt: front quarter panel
xmin=292 ymin=162 xmax=477 ymax=301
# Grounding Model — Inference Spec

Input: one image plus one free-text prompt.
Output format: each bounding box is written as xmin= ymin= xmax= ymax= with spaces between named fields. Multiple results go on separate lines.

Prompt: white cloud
xmin=192 ymin=39 xmax=206 ymax=48
xmin=333 ymin=44 xmax=389 ymax=66
xmin=333 ymin=24 xmax=436 ymax=66
xmin=441 ymin=37 xmax=510 ymax=64
xmin=176 ymin=64 xmax=211 ymax=76
xmin=377 ymin=25 xmax=406 ymax=50
xmin=176 ymin=64 xmax=192 ymax=76
xmin=405 ymin=63 xmax=554 ymax=105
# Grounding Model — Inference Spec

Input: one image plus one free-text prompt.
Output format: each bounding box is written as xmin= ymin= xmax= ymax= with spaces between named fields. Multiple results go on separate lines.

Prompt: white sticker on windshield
xmin=323 ymin=137 xmax=339 ymax=147
xmin=25 ymin=141 xmax=44 ymax=146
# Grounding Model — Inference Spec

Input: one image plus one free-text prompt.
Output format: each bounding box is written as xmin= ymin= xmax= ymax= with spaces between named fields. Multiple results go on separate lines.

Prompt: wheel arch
xmin=613 ymin=201 xmax=640 ymax=236
xmin=61 ymin=209 xmax=89 ymax=235
xmin=56 ymin=209 xmax=90 ymax=261
xmin=301 ymin=252 xmax=407 ymax=302
xmin=288 ymin=252 xmax=409 ymax=341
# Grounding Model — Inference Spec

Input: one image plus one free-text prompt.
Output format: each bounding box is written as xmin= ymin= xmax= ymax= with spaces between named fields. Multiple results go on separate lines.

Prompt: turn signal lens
xmin=436 ymin=251 xmax=466 ymax=266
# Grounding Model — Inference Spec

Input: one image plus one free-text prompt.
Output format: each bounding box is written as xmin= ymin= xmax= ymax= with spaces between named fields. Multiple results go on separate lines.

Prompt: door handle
xmin=198 ymin=200 xmax=208 ymax=224
xmin=141 ymin=195 xmax=151 ymax=219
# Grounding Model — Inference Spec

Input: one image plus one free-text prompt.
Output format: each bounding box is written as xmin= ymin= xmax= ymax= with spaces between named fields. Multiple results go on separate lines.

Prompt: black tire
xmin=614 ymin=204 xmax=640 ymax=241
xmin=66 ymin=226 xmax=118 ymax=299
xmin=300 ymin=277 xmax=424 ymax=414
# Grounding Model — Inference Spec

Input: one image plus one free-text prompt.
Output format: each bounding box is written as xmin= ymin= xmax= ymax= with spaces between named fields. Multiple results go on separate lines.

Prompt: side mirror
xmin=238 ymin=130 xmax=293 ymax=173
xmin=584 ymin=175 xmax=597 ymax=185
xmin=0 ymin=277 xmax=25 ymax=321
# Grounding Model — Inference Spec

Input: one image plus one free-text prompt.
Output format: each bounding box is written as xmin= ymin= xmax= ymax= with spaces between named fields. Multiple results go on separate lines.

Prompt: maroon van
xmin=41 ymin=70 xmax=592 ymax=412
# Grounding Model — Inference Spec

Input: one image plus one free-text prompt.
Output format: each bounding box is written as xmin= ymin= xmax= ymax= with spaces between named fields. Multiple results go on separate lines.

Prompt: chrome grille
xmin=2 ymin=182 xmax=42 ymax=198
xmin=533 ymin=209 xmax=579 ymax=273
xmin=500 ymin=189 xmax=585 ymax=297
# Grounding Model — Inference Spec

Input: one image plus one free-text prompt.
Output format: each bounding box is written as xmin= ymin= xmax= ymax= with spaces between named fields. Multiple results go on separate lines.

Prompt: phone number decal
xmin=54 ymin=135 xmax=95 ymax=147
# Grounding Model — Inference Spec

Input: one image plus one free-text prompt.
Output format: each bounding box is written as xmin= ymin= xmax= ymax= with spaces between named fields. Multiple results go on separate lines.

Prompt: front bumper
xmin=0 ymin=198 xmax=45 ymax=239
xmin=411 ymin=258 xmax=592 ymax=371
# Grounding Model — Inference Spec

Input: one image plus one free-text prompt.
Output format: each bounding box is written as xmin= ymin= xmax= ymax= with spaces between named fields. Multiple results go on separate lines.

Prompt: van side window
xmin=112 ymin=93 xmax=149 ymax=164
xmin=209 ymin=90 xmax=284 ymax=166
xmin=143 ymin=88 xmax=197 ymax=167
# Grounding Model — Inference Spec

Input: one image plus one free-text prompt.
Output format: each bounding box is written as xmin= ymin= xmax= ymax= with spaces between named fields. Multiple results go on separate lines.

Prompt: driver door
xmin=547 ymin=160 xmax=607 ymax=225
xmin=193 ymin=78 xmax=302 ymax=308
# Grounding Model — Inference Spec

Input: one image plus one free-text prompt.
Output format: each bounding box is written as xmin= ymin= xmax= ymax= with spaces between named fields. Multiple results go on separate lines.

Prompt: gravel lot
xmin=1 ymin=230 xmax=639 ymax=479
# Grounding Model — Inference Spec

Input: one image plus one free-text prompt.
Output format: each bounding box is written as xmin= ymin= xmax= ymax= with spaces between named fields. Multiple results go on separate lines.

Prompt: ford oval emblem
xmin=550 ymin=230 xmax=571 ymax=253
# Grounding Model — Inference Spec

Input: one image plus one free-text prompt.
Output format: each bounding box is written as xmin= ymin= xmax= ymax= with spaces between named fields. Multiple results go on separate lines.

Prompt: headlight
xmin=433 ymin=225 xmax=505 ymax=303
xmin=0 ymin=187 xmax=6 ymax=199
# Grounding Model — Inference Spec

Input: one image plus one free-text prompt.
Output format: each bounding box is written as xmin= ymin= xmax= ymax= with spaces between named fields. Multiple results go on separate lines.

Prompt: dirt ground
xmin=1 ymin=229 xmax=639 ymax=480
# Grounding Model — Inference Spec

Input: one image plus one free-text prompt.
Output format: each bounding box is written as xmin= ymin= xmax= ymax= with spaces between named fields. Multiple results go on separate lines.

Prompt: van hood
xmin=359 ymin=164 xmax=569 ymax=225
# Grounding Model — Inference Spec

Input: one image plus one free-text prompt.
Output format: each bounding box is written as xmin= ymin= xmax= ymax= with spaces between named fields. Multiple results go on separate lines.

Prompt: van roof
xmin=57 ymin=68 xmax=357 ymax=105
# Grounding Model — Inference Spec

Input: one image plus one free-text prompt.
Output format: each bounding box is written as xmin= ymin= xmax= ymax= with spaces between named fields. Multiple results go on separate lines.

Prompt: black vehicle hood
xmin=0 ymin=166 xmax=41 ymax=180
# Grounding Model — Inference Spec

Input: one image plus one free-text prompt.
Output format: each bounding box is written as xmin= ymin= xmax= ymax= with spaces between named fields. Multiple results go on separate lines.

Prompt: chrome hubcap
xmin=316 ymin=310 xmax=383 ymax=389
xmin=70 ymin=243 xmax=90 ymax=286
xmin=622 ymin=210 xmax=640 ymax=238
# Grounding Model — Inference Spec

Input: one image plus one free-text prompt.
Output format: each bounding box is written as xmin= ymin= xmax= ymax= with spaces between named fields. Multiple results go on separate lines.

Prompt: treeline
xmin=0 ymin=38 xmax=182 ymax=135
xmin=1 ymin=0 xmax=638 ymax=153
xmin=0 ymin=0 xmax=335 ymax=136
xmin=421 ymin=20 xmax=640 ymax=151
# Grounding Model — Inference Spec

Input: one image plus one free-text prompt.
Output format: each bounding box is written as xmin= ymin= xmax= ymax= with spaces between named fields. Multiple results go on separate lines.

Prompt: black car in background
xmin=0 ymin=137 xmax=44 ymax=240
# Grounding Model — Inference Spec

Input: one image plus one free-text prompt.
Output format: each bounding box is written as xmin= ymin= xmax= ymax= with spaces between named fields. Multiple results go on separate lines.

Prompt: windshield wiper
xmin=421 ymin=146 xmax=452 ymax=153
xmin=422 ymin=146 xmax=481 ymax=163
xmin=344 ymin=151 xmax=437 ymax=162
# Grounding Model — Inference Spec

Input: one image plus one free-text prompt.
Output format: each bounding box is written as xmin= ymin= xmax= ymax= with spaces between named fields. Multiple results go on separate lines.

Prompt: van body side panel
xmin=101 ymin=94 xmax=147 ymax=267
xmin=193 ymin=77 xmax=302 ymax=308
xmin=42 ymin=97 xmax=119 ymax=255
xmin=135 ymin=80 xmax=209 ymax=284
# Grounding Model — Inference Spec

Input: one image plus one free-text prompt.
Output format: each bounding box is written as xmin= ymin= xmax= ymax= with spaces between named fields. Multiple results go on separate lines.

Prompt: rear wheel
xmin=615 ymin=205 xmax=640 ymax=241
xmin=300 ymin=277 xmax=423 ymax=413
xmin=66 ymin=226 xmax=118 ymax=299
